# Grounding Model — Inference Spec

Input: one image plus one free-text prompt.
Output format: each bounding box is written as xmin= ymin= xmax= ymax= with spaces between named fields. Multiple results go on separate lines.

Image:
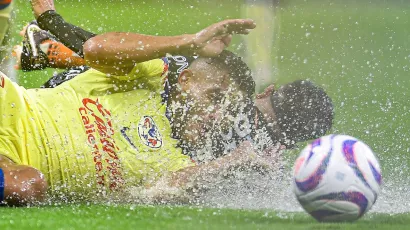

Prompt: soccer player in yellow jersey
xmin=3 ymin=0 xmax=335 ymax=205
xmin=0 ymin=10 xmax=264 ymax=204
xmin=14 ymin=7 xmax=333 ymax=156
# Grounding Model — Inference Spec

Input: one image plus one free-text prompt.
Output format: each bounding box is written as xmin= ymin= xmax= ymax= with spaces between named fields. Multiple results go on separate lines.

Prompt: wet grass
xmin=0 ymin=204 xmax=409 ymax=230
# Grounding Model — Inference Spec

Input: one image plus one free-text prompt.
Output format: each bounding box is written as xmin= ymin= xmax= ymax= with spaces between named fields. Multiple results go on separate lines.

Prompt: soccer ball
xmin=292 ymin=134 xmax=382 ymax=222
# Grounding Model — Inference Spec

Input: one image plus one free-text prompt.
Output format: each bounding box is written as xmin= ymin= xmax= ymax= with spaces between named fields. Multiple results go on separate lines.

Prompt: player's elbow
xmin=83 ymin=36 xmax=102 ymax=66
xmin=83 ymin=34 xmax=134 ymax=75
xmin=5 ymin=167 xmax=48 ymax=206
xmin=26 ymin=168 xmax=48 ymax=203
xmin=83 ymin=34 xmax=122 ymax=73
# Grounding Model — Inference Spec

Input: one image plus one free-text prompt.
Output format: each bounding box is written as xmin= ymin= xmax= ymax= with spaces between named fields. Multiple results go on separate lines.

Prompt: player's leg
xmin=241 ymin=0 xmax=280 ymax=92
xmin=30 ymin=0 xmax=96 ymax=57
xmin=13 ymin=22 xmax=86 ymax=71
xmin=36 ymin=11 xmax=96 ymax=58
xmin=30 ymin=0 xmax=54 ymax=19
xmin=13 ymin=0 xmax=95 ymax=71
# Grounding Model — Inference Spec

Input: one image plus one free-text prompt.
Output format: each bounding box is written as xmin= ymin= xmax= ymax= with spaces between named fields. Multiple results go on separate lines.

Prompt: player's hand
xmin=227 ymin=141 xmax=281 ymax=175
xmin=192 ymin=19 xmax=256 ymax=57
xmin=133 ymin=176 xmax=192 ymax=204
xmin=256 ymin=84 xmax=276 ymax=99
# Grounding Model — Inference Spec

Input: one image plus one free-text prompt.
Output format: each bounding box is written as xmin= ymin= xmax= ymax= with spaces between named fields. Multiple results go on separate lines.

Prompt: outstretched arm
xmin=169 ymin=141 xmax=282 ymax=189
xmin=83 ymin=19 xmax=256 ymax=76
xmin=142 ymin=141 xmax=282 ymax=203
xmin=0 ymin=155 xmax=48 ymax=206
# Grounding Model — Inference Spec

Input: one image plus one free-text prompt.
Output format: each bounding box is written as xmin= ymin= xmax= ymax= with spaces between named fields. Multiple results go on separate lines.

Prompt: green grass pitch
xmin=1 ymin=204 xmax=410 ymax=230
xmin=4 ymin=0 xmax=410 ymax=229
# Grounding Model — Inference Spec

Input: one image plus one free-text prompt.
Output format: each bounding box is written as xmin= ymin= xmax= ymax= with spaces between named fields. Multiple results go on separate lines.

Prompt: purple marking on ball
xmin=306 ymin=138 xmax=321 ymax=163
xmin=342 ymin=140 xmax=372 ymax=189
xmin=309 ymin=209 xmax=345 ymax=222
xmin=314 ymin=191 xmax=369 ymax=217
xmin=295 ymin=137 xmax=333 ymax=192
xmin=369 ymin=161 xmax=382 ymax=185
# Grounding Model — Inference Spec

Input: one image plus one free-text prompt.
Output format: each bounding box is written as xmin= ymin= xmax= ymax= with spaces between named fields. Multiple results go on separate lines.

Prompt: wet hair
xmin=166 ymin=50 xmax=255 ymax=97
xmin=270 ymin=80 xmax=334 ymax=145
xmin=201 ymin=50 xmax=255 ymax=97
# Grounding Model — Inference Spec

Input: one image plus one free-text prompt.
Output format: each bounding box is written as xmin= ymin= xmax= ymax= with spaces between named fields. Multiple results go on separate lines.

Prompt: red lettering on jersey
xmin=0 ymin=75 xmax=4 ymax=88
xmin=78 ymin=97 xmax=124 ymax=191
xmin=148 ymin=138 xmax=157 ymax=146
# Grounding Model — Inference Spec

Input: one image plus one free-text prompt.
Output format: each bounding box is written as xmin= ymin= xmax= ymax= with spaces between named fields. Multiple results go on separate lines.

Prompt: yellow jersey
xmin=0 ymin=58 xmax=194 ymax=196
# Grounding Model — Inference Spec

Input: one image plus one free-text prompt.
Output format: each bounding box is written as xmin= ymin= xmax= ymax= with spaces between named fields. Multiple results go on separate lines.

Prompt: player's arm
xmin=0 ymin=155 xmax=48 ymax=206
xmin=167 ymin=141 xmax=276 ymax=192
xmin=83 ymin=19 xmax=256 ymax=76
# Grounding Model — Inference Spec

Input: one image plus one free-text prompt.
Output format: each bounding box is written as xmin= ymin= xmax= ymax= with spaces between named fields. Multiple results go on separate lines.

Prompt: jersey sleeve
xmin=0 ymin=72 xmax=25 ymax=165
xmin=66 ymin=58 xmax=169 ymax=94
xmin=113 ymin=58 xmax=169 ymax=81
xmin=0 ymin=135 xmax=22 ymax=165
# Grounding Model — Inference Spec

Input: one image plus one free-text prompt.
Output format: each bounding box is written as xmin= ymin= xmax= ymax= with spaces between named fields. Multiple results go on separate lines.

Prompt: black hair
xmin=166 ymin=51 xmax=255 ymax=97
xmin=270 ymin=80 xmax=334 ymax=145
xmin=203 ymin=50 xmax=255 ymax=97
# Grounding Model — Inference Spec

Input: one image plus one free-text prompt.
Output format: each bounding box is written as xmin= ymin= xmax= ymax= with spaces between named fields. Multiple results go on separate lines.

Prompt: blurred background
xmin=6 ymin=0 xmax=410 ymax=193
xmin=0 ymin=0 xmax=14 ymax=79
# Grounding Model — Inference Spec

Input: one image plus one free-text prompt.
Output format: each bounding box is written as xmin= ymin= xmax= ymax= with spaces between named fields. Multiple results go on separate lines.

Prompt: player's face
xmin=178 ymin=68 xmax=244 ymax=149
xmin=255 ymin=89 xmax=277 ymax=125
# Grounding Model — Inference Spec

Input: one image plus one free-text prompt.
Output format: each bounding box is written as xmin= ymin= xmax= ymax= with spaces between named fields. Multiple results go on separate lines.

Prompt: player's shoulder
xmin=106 ymin=58 xmax=169 ymax=85
xmin=65 ymin=67 xmax=111 ymax=85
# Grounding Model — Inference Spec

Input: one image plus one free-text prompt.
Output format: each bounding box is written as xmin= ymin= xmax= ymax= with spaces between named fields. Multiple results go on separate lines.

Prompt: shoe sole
xmin=26 ymin=24 xmax=40 ymax=57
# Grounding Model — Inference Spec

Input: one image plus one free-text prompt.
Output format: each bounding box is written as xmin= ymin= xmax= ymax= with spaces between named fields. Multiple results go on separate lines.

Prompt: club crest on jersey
xmin=138 ymin=116 xmax=163 ymax=148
